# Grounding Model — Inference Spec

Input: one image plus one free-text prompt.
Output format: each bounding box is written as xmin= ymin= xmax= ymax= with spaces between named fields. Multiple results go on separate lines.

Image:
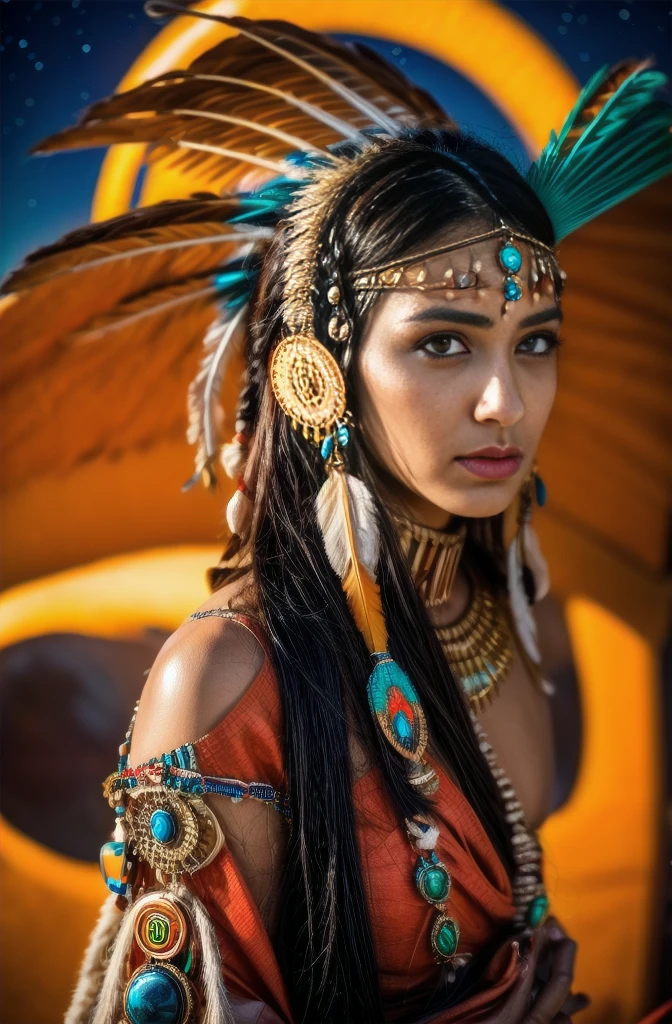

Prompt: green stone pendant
xmin=415 ymin=852 xmax=451 ymax=905
xmin=431 ymin=913 xmax=460 ymax=961
xmin=527 ymin=892 xmax=550 ymax=928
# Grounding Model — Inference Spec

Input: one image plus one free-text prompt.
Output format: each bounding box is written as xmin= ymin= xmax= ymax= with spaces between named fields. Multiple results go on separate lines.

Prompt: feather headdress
xmin=1 ymin=10 xmax=670 ymax=734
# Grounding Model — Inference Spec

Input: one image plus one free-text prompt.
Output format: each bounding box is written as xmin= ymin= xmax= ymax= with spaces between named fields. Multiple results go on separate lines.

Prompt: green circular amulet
xmin=419 ymin=864 xmax=451 ymax=904
xmin=431 ymin=914 xmax=459 ymax=960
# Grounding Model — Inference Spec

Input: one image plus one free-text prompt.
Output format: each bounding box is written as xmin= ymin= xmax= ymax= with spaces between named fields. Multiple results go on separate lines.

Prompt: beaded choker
xmin=394 ymin=514 xmax=466 ymax=608
xmin=394 ymin=513 xmax=514 ymax=712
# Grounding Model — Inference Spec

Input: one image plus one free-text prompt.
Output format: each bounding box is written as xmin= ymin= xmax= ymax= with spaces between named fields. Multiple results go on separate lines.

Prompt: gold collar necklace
xmin=394 ymin=513 xmax=514 ymax=711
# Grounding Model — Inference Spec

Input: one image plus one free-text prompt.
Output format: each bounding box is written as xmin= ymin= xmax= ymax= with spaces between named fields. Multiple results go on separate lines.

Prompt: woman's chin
xmin=431 ymin=483 xmax=518 ymax=520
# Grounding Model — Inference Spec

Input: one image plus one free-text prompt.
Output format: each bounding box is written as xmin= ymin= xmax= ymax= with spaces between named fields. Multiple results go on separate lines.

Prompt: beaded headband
xmin=351 ymin=221 xmax=567 ymax=310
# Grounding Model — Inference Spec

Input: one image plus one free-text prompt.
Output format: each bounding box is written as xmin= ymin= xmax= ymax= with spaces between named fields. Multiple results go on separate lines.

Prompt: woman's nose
xmin=473 ymin=368 xmax=524 ymax=428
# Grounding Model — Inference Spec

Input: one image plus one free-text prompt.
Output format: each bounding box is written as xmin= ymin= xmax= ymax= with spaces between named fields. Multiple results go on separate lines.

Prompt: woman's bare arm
xmin=130 ymin=613 xmax=288 ymax=933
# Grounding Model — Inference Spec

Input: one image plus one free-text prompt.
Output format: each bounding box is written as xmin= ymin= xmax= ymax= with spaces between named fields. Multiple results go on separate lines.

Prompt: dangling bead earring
xmin=533 ymin=464 xmax=547 ymax=508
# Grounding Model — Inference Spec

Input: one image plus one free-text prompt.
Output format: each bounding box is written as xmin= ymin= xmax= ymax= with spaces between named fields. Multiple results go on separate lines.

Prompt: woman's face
xmin=355 ymin=234 xmax=561 ymax=527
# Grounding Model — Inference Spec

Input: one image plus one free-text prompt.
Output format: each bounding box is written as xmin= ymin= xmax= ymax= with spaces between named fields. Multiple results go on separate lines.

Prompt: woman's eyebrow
xmin=402 ymin=307 xmax=493 ymax=327
xmin=519 ymin=307 xmax=564 ymax=328
xmin=401 ymin=305 xmax=563 ymax=329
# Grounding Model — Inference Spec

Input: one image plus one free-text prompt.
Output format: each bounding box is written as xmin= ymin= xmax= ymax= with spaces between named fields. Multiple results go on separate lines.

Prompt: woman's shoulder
xmin=130 ymin=574 xmax=270 ymax=765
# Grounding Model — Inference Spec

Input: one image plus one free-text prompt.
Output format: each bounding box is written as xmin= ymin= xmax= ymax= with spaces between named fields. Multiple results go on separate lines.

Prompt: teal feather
xmin=527 ymin=59 xmax=672 ymax=242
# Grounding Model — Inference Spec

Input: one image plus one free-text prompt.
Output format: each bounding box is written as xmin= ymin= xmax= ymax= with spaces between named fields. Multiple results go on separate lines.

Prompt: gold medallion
xmin=269 ymin=334 xmax=346 ymax=440
xmin=125 ymin=786 xmax=223 ymax=876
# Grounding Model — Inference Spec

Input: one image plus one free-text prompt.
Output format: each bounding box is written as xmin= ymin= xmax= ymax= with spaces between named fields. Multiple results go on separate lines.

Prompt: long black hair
xmin=217 ymin=128 xmax=555 ymax=1022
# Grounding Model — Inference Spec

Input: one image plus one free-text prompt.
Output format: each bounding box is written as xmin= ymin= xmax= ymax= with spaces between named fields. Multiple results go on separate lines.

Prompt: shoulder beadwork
xmin=99 ymin=708 xmax=291 ymax=896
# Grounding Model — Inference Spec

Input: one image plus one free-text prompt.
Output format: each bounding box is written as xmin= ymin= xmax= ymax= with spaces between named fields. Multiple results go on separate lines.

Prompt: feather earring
xmin=316 ymin=437 xmax=438 ymax=795
xmin=507 ymin=471 xmax=554 ymax=696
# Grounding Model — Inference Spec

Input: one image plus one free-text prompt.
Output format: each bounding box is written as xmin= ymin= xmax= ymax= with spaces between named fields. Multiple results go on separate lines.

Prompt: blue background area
xmin=1 ymin=0 xmax=670 ymax=276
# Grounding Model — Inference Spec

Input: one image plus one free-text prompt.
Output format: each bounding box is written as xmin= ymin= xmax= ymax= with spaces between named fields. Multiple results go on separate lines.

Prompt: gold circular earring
xmin=269 ymin=333 xmax=347 ymax=443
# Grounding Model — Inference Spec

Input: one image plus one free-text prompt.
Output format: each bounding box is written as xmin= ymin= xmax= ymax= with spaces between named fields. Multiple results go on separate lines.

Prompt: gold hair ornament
xmin=352 ymin=221 xmax=566 ymax=310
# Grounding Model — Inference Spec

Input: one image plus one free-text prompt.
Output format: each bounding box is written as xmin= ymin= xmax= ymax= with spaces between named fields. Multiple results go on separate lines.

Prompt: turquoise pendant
xmin=534 ymin=471 xmax=547 ymax=507
xmin=150 ymin=808 xmax=178 ymax=845
xmin=415 ymin=851 xmax=451 ymax=905
xmin=367 ymin=654 xmax=427 ymax=761
xmin=124 ymin=964 xmax=192 ymax=1024
xmin=499 ymin=240 xmax=523 ymax=302
xmin=430 ymin=913 xmax=460 ymax=961
xmin=99 ymin=840 xmax=130 ymax=896
xmin=527 ymin=892 xmax=550 ymax=928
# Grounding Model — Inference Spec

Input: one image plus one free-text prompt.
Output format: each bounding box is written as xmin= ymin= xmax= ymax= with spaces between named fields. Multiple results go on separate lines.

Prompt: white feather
xmin=184 ymin=302 xmax=248 ymax=489
xmin=64 ymin=894 xmax=123 ymax=1024
xmin=180 ymin=885 xmax=235 ymax=1024
xmin=507 ymin=536 xmax=541 ymax=664
xmin=406 ymin=819 xmax=440 ymax=851
xmin=522 ymin=523 xmax=550 ymax=602
xmin=315 ymin=470 xmax=379 ymax=580
xmin=89 ymin=895 xmax=142 ymax=1024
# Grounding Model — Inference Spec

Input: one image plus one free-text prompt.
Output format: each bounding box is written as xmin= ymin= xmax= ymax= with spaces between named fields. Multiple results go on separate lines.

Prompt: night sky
xmin=1 ymin=0 xmax=670 ymax=277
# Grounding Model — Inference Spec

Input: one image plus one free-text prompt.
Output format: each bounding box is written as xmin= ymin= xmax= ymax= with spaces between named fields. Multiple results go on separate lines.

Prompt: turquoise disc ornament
xmin=503 ymin=276 xmax=523 ymax=301
xmin=367 ymin=654 xmax=427 ymax=760
xmin=415 ymin=852 xmax=451 ymax=905
xmin=124 ymin=964 xmax=191 ymax=1024
xmin=150 ymin=808 xmax=178 ymax=845
xmin=430 ymin=913 xmax=460 ymax=961
xmin=499 ymin=243 xmax=522 ymax=273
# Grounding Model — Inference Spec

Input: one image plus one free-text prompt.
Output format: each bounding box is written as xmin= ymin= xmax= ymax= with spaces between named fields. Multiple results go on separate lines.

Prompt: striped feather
xmin=315 ymin=468 xmax=387 ymax=653
xmin=527 ymin=59 xmax=672 ymax=241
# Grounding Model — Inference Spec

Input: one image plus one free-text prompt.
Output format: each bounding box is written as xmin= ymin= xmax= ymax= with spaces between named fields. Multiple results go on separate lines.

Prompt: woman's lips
xmin=454 ymin=452 xmax=523 ymax=479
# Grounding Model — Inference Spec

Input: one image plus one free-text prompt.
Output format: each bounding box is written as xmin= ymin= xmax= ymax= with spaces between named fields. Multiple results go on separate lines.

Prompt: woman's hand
xmin=492 ymin=918 xmax=589 ymax=1024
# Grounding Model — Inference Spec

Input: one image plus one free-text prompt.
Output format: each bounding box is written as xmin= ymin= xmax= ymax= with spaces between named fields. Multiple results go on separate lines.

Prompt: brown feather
xmin=33 ymin=16 xmax=454 ymax=192
xmin=2 ymin=279 xmax=219 ymax=489
xmin=1 ymin=219 xmax=262 ymax=389
xmin=3 ymin=196 xmax=234 ymax=274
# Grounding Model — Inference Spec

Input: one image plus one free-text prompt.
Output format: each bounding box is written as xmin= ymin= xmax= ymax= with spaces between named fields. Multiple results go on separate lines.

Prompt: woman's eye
xmin=516 ymin=333 xmax=560 ymax=355
xmin=420 ymin=334 xmax=468 ymax=358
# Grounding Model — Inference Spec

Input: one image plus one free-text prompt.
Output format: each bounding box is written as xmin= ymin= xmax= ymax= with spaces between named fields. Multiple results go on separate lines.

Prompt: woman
xmin=8 ymin=9 xmax=668 ymax=1024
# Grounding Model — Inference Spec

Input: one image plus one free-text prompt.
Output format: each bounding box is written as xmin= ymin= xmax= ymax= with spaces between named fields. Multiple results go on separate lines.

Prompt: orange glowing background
xmin=0 ymin=3 xmax=669 ymax=1023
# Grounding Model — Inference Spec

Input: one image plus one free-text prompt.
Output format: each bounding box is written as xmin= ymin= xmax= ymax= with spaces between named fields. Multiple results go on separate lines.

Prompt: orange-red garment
xmin=188 ymin=615 xmax=520 ymax=1023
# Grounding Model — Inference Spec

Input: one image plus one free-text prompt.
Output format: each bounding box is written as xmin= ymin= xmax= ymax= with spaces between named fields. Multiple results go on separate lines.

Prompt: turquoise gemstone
xmin=528 ymin=894 xmax=549 ymax=928
xmin=336 ymin=424 xmax=350 ymax=448
xmin=534 ymin=473 xmax=547 ymax=507
xmin=99 ymin=841 xmax=128 ymax=896
xmin=392 ymin=709 xmax=413 ymax=747
xmin=367 ymin=656 xmax=421 ymax=716
xmin=504 ymin=276 xmax=523 ymax=301
xmin=125 ymin=965 xmax=187 ymax=1024
xmin=499 ymin=244 xmax=522 ymax=273
xmin=433 ymin=917 xmax=458 ymax=958
xmin=320 ymin=434 xmax=334 ymax=460
xmin=150 ymin=809 xmax=177 ymax=845
xmin=421 ymin=866 xmax=450 ymax=903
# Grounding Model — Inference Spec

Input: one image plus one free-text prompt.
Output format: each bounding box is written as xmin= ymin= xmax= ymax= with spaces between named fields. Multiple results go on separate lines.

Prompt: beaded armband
xmin=101 ymin=731 xmax=291 ymax=895
xmin=90 ymin=721 xmax=292 ymax=1024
